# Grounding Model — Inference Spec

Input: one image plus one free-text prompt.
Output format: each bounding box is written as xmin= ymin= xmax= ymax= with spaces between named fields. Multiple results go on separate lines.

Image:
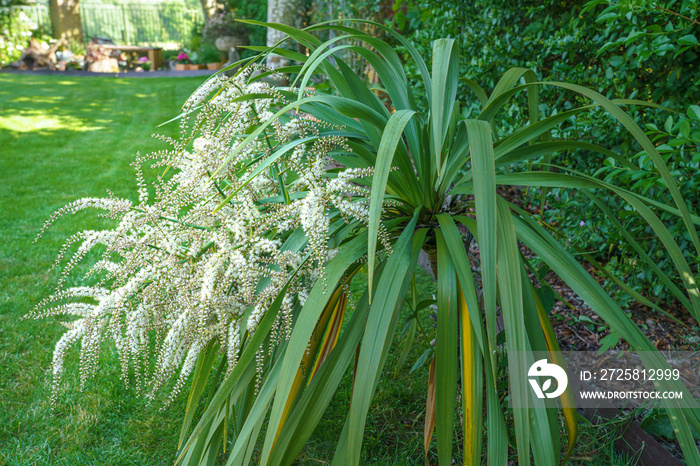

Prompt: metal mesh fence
xmin=5 ymin=1 xmax=203 ymax=48
xmin=80 ymin=2 xmax=202 ymax=47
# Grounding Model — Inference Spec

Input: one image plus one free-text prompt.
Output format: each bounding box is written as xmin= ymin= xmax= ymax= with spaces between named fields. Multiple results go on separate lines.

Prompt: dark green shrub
xmin=389 ymin=0 xmax=700 ymax=308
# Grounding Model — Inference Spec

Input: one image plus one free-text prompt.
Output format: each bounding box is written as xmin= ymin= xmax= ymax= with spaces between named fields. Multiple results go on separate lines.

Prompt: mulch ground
xmin=497 ymin=184 xmax=699 ymax=461
xmin=496 ymin=184 xmax=698 ymax=352
xmin=545 ymin=269 xmax=697 ymax=352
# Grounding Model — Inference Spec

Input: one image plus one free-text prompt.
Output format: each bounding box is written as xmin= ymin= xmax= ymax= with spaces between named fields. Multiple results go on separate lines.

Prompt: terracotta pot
xmin=206 ymin=62 xmax=221 ymax=70
xmin=185 ymin=64 xmax=200 ymax=70
xmin=175 ymin=63 xmax=186 ymax=71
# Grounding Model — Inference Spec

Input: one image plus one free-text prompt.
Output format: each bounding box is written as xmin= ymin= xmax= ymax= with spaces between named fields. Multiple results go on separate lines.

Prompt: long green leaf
xmin=512 ymin=212 xmax=700 ymax=464
xmin=583 ymin=189 xmax=691 ymax=312
xmin=178 ymin=341 xmax=220 ymax=451
xmin=484 ymin=354 xmax=508 ymax=466
xmin=495 ymin=198 xmax=532 ymax=465
xmin=393 ymin=317 xmax=417 ymax=379
xmin=435 ymin=230 xmax=460 ymax=464
xmin=367 ymin=109 xmax=417 ymax=302
xmin=458 ymin=281 xmax=483 ymax=466
xmin=346 ymin=214 xmax=425 ymax=465
xmin=466 ymin=119 xmax=499 ymax=370
xmin=478 ymin=79 xmax=700 ymax=254
xmin=180 ymin=360 xmax=256 ymax=465
xmin=259 ymin=234 xmax=367 ymax=465
xmin=498 ymin=171 xmax=700 ymax=319
xmin=431 ymin=39 xmax=459 ymax=174
xmin=225 ymin=353 xmax=282 ymax=466
xmin=460 ymin=78 xmax=488 ymax=107
xmin=269 ymin=285 xmax=374 ymax=465
xmin=175 ymin=271 xmax=298 ymax=465
xmin=493 ymin=108 xmax=585 ymax=157
xmin=307 ymin=19 xmax=432 ymax=105
xmin=528 ymin=281 xmax=577 ymax=464
xmin=549 ymin=81 xmax=700 ymax=255
xmin=436 ymin=214 xmax=485 ymax=352
xmin=237 ymin=19 xmax=321 ymax=49
xmin=495 ymin=140 xmax=638 ymax=170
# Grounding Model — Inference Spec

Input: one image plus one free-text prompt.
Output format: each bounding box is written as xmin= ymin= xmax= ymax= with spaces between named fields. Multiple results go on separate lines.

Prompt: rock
xmin=88 ymin=58 xmax=119 ymax=73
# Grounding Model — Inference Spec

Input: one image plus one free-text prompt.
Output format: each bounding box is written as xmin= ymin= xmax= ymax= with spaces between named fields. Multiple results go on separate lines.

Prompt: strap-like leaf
xmin=495 ymin=140 xmax=637 ymax=170
xmin=530 ymin=283 xmax=577 ymax=464
xmin=225 ymin=353 xmax=284 ymax=466
xmin=273 ymin=276 xmax=353 ymax=445
xmin=237 ymin=19 xmax=321 ymax=49
xmin=460 ymin=78 xmax=488 ymax=107
xmin=178 ymin=341 xmax=220 ymax=451
xmin=435 ymin=230 xmax=460 ymax=464
xmin=424 ymin=356 xmax=437 ymax=465
xmin=495 ymin=198 xmax=532 ymax=465
xmin=484 ymin=354 xmax=508 ymax=465
xmin=431 ymin=39 xmax=459 ymax=174
xmin=176 ymin=266 xmax=301 ymax=465
xmin=458 ymin=284 xmax=483 ymax=466
xmin=436 ymin=214 xmax=485 ymax=352
xmin=493 ymin=108 xmax=585 ymax=157
xmin=479 ymin=79 xmax=700 ymax=254
xmin=367 ymin=109 xmax=417 ymax=302
xmin=259 ymin=235 xmax=368 ymax=465
xmin=499 ymin=171 xmax=700 ymax=319
xmin=513 ymin=213 xmax=700 ymax=464
xmin=580 ymin=189 xmax=691 ymax=311
xmin=267 ymin=285 xmax=374 ymax=466
xmin=346 ymin=215 xmax=426 ymax=465
xmin=466 ymin=119 xmax=499 ymax=371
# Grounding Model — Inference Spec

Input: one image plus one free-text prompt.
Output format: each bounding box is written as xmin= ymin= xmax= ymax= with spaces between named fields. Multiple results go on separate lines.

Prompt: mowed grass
xmin=0 ymin=73 xmax=438 ymax=466
xmin=0 ymin=74 xmax=204 ymax=465
xmin=0 ymin=74 xmax=634 ymax=466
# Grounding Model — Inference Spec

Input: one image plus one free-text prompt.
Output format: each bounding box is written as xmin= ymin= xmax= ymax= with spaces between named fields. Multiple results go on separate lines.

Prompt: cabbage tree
xmin=176 ymin=21 xmax=700 ymax=465
xmin=37 ymin=20 xmax=700 ymax=466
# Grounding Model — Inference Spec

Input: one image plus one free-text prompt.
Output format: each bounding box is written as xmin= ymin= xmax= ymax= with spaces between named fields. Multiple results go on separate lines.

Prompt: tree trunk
xmin=49 ymin=0 xmax=83 ymax=44
xmin=199 ymin=0 xmax=222 ymax=21
xmin=266 ymin=0 xmax=305 ymax=69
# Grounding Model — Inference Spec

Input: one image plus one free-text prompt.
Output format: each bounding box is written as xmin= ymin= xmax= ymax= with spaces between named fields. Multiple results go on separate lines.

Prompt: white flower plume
xmin=33 ymin=66 xmax=383 ymax=404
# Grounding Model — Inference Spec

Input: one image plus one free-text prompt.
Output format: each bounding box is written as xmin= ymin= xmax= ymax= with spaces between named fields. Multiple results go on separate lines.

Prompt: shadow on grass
xmin=0 ymin=74 xmax=205 ymax=466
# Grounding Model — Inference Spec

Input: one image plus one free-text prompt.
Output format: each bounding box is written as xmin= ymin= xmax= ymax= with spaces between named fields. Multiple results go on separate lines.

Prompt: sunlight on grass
xmin=0 ymin=74 xmax=205 ymax=466
xmin=0 ymin=114 xmax=104 ymax=132
xmin=12 ymin=96 xmax=63 ymax=103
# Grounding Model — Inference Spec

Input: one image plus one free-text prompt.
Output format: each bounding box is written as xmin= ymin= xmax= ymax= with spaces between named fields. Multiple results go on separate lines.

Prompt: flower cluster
xmin=33 ymin=67 xmax=379 ymax=404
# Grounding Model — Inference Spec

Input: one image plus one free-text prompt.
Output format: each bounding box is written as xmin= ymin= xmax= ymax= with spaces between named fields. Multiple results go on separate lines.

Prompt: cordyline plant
xmin=35 ymin=20 xmax=700 ymax=465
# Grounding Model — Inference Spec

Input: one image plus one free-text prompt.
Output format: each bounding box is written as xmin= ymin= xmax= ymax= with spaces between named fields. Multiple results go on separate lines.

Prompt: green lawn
xmin=0 ymin=74 xmax=437 ymax=466
xmin=0 ymin=74 xmax=634 ymax=465
xmin=0 ymin=74 xmax=205 ymax=465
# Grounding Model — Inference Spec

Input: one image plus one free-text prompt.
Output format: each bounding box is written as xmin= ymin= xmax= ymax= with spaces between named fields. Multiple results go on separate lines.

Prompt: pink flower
xmin=177 ymin=52 xmax=189 ymax=61
xmin=137 ymin=56 xmax=150 ymax=63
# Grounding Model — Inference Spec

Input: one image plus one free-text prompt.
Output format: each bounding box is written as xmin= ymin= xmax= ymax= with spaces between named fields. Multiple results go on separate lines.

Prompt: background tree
xmin=266 ymin=0 xmax=306 ymax=68
xmin=48 ymin=0 xmax=83 ymax=43
xmin=199 ymin=0 xmax=222 ymax=21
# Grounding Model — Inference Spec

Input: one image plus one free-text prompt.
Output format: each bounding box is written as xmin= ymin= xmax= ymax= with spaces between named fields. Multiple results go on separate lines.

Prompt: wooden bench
xmin=101 ymin=45 xmax=163 ymax=71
